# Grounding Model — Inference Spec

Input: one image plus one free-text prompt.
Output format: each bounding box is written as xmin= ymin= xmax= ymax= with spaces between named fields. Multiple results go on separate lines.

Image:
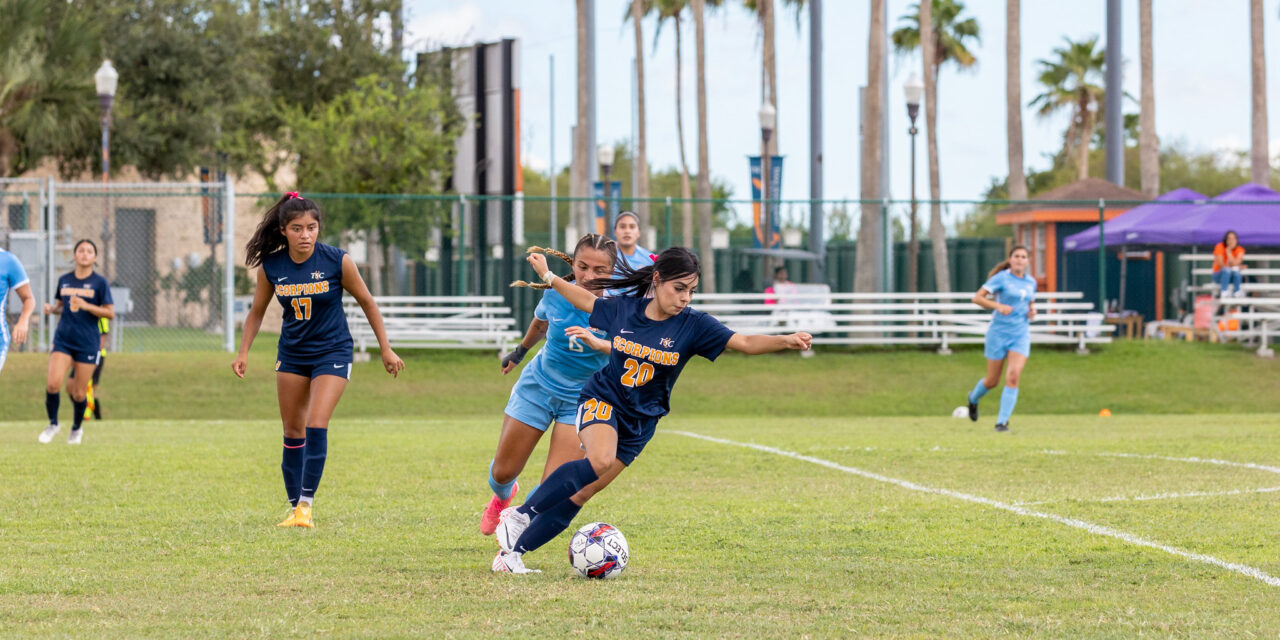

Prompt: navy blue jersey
xmin=260 ymin=242 xmax=353 ymax=363
xmin=581 ymin=295 xmax=735 ymax=419
xmin=53 ymin=271 xmax=112 ymax=354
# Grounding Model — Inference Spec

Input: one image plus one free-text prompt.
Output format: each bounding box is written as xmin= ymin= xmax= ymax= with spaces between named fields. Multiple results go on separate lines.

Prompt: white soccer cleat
xmin=494 ymin=506 xmax=531 ymax=553
xmin=38 ymin=423 xmax=60 ymax=444
xmin=491 ymin=550 xmax=540 ymax=574
xmin=67 ymin=429 xmax=83 ymax=445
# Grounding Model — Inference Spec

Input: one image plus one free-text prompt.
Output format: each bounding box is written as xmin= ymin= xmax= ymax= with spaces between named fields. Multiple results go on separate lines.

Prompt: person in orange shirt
xmin=1212 ymin=230 xmax=1246 ymax=298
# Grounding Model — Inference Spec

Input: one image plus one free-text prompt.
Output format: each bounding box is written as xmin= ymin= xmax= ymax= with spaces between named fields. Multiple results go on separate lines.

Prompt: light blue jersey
xmin=617 ymin=245 xmax=654 ymax=272
xmin=524 ymin=288 xmax=610 ymax=404
xmin=981 ymin=269 xmax=1036 ymax=334
xmin=0 ymin=249 xmax=30 ymax=350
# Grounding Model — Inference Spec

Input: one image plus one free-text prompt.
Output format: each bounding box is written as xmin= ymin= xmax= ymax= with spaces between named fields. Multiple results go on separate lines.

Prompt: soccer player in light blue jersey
xmin=966 ymin=245 xmax=1036 ymax=433
xmin=612 ymin=211 xmax=653 ymax=272
xmin=481 ymin=235 xmax=618 ymax=536
xmin=234 ymin=193 xmax=404 ymax=528
xmin=0 ymin=246 xmax=34 ymax=376
xmin=491 ymin=247 xmax=811 ymax=574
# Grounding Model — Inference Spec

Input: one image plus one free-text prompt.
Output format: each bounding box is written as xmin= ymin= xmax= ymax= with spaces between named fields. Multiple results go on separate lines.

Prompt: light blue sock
xmin=488 ymin=460 xmax=517 ymax=500
xmin=968 ymin=379 xmax=991 ymax=404
xmin=997 ymin=387 xmax=1019 ymax=425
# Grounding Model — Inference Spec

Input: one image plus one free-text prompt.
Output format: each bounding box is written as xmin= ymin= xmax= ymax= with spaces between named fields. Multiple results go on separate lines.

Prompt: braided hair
xmin=511 ymin=234 xmax=618 ymax=289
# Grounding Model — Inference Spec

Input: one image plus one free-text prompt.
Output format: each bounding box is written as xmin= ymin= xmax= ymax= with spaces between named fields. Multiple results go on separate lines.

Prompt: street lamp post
xmin=95 ymin=60 xmax=118 ymax=280
xmin=597 ymin=144 xmax=615 ymax=236
xmin=759 ymin=102 xmax=777 ymax=268
xmin=903 ymin=73 xmax=923 ymax=293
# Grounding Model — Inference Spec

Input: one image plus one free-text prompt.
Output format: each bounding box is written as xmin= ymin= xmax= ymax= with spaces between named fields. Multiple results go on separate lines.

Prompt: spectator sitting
xmin=1212 ymin=230 xmax=1245 ymax=298
xmin=764 ymin=266 xmax=794 ymax=305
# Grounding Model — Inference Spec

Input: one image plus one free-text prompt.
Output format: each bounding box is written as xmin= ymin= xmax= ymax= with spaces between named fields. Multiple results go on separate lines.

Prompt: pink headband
xmin=649 ymin=254 xmax=658 ymax=261
xmin=285 ymin=191 xmax=301 ymax=200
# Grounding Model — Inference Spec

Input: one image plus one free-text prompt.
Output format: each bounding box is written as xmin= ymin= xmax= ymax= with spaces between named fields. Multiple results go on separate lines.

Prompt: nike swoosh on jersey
xmin=277 ymin=276 xmax=288 ymax=282
xmin=620 ymin=329 xmax=633 ymax=334
xmin=333 ymin=363 xmax=344 ymax=368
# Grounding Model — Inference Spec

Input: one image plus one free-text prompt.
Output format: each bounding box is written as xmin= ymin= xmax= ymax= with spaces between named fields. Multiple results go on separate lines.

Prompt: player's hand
xmin=69 ymin=296 xmax=82 ymax=312
xmin=382 ymin=349 xmax=405 ymax=378
xmin=500 ymin=344 xmax=529 ymax=375
xmin=997 ymin=304 xmax=1013 ymax=315
xmin=785 ymin=332 xmax=812 ymax=351
xmin=42 ymin=302 xmax=54 ymax=315
xmin=12 ymin=318 xmax=28 ymax=346
xmin=1028 ymin=308 xmax=1037 ymax=321
xmin=231 ymin=354 xmax=248 ymax=378
xmin=565 ymin=326 xmax=607 ymax=352
xmin=527 ymin=253 xmax=549 ymax=277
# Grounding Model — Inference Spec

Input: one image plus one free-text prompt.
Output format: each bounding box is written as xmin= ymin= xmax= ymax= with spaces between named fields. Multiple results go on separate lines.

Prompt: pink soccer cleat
xmin=480 ymin=481 xmax=518 ymax=536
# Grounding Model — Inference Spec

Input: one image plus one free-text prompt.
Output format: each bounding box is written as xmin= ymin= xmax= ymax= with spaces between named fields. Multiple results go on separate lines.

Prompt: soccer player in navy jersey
xmin=233 ymin=193 xmax=404 ymax=528
xmin=480 ymin=235 xmax=617 ymax=536
xmin=966 ymin=245 xmax=1037 ymax=433
xmin=491 ymin=246 xmax=811 ymax=573
xmin=39 ymin=240 xmax=113 ymax=445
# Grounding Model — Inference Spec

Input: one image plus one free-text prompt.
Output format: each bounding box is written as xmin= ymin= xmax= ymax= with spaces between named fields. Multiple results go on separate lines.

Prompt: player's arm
xmin=12 ymin=282 xmax=33 ymax=346
xmin=340 ymin=253 xmax=405 ymax=377
xmin=1027 ymin=300 xmax=1037 ymax=321
xmin=70 ymin=297 xmax=114 ymax=319
xmin=526 ymin=253 xmax=598 ymax=314
xmin=565 ymin=326 xmax=611 ymax=354
xmin=726 ymin=332 xmax=812 ymax=355
xmin=501 ymin=317 xmax=549 ymax=374
xmin=43 ymin=297 xmax=62 ymax=315
xmin=232 ymin=267 xmax=275 ymax=378
xmin=972 ymin=287 xmax=1012 ymax=315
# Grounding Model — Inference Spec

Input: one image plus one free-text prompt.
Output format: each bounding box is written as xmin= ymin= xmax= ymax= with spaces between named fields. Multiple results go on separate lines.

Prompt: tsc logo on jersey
xmin=659 ymin=337 xmax=674 ymax=348
xmin=311 ymin=271 xmax=325 ymax=280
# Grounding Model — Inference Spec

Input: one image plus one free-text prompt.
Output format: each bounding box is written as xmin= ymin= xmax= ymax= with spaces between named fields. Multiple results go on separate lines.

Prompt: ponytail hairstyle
xmin=510 ymin=233 xmax=618 ymax=289
xmin=245 ymin=192 xmax=322 ymax=267
xmin=586 ymin=246 xmax=700 ymax=298
xmin=988 ymin=244 xmax=1030 ymax=279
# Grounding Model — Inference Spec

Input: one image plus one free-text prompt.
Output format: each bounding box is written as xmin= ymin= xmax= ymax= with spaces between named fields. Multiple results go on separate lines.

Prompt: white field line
xmin=1014 ymin=486 xmax=1280 ymax=507
xmin=1095 ymin=452 xmax=1280 ymax=476
xmin=672 ymin=430 xmax=1280 ymax=589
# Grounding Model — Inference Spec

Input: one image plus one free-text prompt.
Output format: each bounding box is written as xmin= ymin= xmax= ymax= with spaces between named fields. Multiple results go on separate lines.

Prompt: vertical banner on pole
xmin=749 ymin=156 xmax=784 ymax=248
xmin=592 ymin=181 xmax=622 ymax=235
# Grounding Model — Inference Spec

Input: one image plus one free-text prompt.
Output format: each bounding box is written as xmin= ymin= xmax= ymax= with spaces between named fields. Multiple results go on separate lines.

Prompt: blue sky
xmin=406 ymin=0 xmax=1280 ymax=224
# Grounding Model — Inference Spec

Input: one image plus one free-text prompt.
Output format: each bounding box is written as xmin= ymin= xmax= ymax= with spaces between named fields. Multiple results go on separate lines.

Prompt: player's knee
xmin=983 ymin=375 xmax=1000 ymax=389
xmin=1005 ymin=372 xmax=1020 ymax=388
xmin=45 ymin=382 xmax=60 ymax=394
xmin=490 ymin=460 xmax=521 ymax=484
xmin=586 ymin=453 xmax=614 ymax=477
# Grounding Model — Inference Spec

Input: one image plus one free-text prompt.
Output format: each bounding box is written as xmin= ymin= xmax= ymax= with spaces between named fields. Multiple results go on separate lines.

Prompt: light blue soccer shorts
xmin=984 ymin=327 xmax=1031 ymax=361
xmin=504 ymin=370 xmax=579 ymax=431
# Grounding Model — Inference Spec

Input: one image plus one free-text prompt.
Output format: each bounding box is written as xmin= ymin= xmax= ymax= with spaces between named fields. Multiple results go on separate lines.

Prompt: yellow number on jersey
xmin=620 ymin=358 xmax=655 ymax=387
xmin=291 ymin=297 xmax=312 ymax=320
xmin=580 ymin=398 xmax=614 ymax=423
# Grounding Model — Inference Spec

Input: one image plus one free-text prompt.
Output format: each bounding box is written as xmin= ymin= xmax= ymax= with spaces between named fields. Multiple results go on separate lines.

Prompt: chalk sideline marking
xmin=672 ymin=430 xmax=1280 ymax=589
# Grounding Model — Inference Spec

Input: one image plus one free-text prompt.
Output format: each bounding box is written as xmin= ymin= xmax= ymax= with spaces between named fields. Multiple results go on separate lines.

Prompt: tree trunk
xmin=632 ymin=0 xmax=651 ymax=227
xmin=1005 ymin=0 xmax=1027 ymax=201
xmin=693 ymin=0 xmax=716 ymax=291
xmin=1250 ymin=0 xmax=1269 ymax=185
xmin=1138 ymin=0 xmax=1158 ymax=197
xmin=1076 ymin=94 xmax=1091 ymax=180
xmin=922 ymin=1 xmax=949 ymax=292
xmin=367 ymin=228 xmax=383 ymax=296
xmin=574 ymin=0 xmax=591 ymax=234
xmin=761 ymin=0 xmax=778 ymax=156
xmin=675 ymin=17 xmax=694 ymax=247
xmin=854 ymin=0 xmax=884 ymax=293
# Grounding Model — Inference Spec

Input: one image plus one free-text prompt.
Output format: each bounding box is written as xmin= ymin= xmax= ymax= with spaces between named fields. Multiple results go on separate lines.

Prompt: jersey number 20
xmin=620 ymin=358 xmax=654 ymax=387
xmin=291 ymin=297 xmax=312 ymax=320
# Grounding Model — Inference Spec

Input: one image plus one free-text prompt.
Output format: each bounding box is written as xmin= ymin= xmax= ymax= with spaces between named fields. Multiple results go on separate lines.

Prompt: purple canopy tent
xmin=1062 ymin=187 xmax=1207 ymax=252
xmin=1158 ymin=183 xmax=1280 ymax=247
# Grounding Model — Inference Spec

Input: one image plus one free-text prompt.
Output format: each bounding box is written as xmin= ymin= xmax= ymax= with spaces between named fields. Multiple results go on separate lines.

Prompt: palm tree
xmin=1250 ymin=0 xmax=1268 ymax=186
xmin=1005 ymin=0 xmax=1027 ymax=201
xmin=630 ymin=0 xmax=651 ymax=227
xmin=692 ymin=0 xmax=716 ymax=291
xmin=855 ymin=0 xmax=884 ymax=293
xmin=574 ymin=0 xmax=591 ymax=235
xmin=1029 ymin=36 xmax=1105 ymax=181
xmin=1138 ymin=0 xmax=1158 ymax=197
xmin=648 ymin=0 xmax=697 ymax=246
xmin=892 ymin=0 xmax=978 ymax=293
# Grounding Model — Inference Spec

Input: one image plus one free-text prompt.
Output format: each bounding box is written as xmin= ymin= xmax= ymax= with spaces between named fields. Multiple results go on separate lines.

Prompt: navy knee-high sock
xmin=516 ymin=458 xmax=598 ymax=517
xmin=299 ymin=427 xmax=328 ymax=503
xmin=71 ymin=393 xmax=87 ymax=431
xmin=281 ymin=437 xmax=306 ymax=507
xmin=45 ymin=392 xmax=59 ymax=424
xmin=514 ymin=499 xmax=582 ymax=554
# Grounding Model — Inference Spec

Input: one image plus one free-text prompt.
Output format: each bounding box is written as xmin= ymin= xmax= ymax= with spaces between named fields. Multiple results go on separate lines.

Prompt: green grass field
xmin=3 ymin=341 xmax=1280 ymax=637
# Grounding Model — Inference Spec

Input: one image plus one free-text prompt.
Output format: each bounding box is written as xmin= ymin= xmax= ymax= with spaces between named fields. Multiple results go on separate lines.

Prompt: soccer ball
xmin=568 ymin=522 xmax=629 ymax=579
xmin=951 ymin=406 xmax=969 ymax=419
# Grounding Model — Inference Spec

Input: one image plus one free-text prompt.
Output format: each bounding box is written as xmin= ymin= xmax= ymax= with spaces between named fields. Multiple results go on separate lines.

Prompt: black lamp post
xmin=903 ymin=73 xmax=923 ymax=293
xmin=597 ymin=144 xmax=615 ymax=235
xmin=95 ymin=60 xmax=118 ymax=279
